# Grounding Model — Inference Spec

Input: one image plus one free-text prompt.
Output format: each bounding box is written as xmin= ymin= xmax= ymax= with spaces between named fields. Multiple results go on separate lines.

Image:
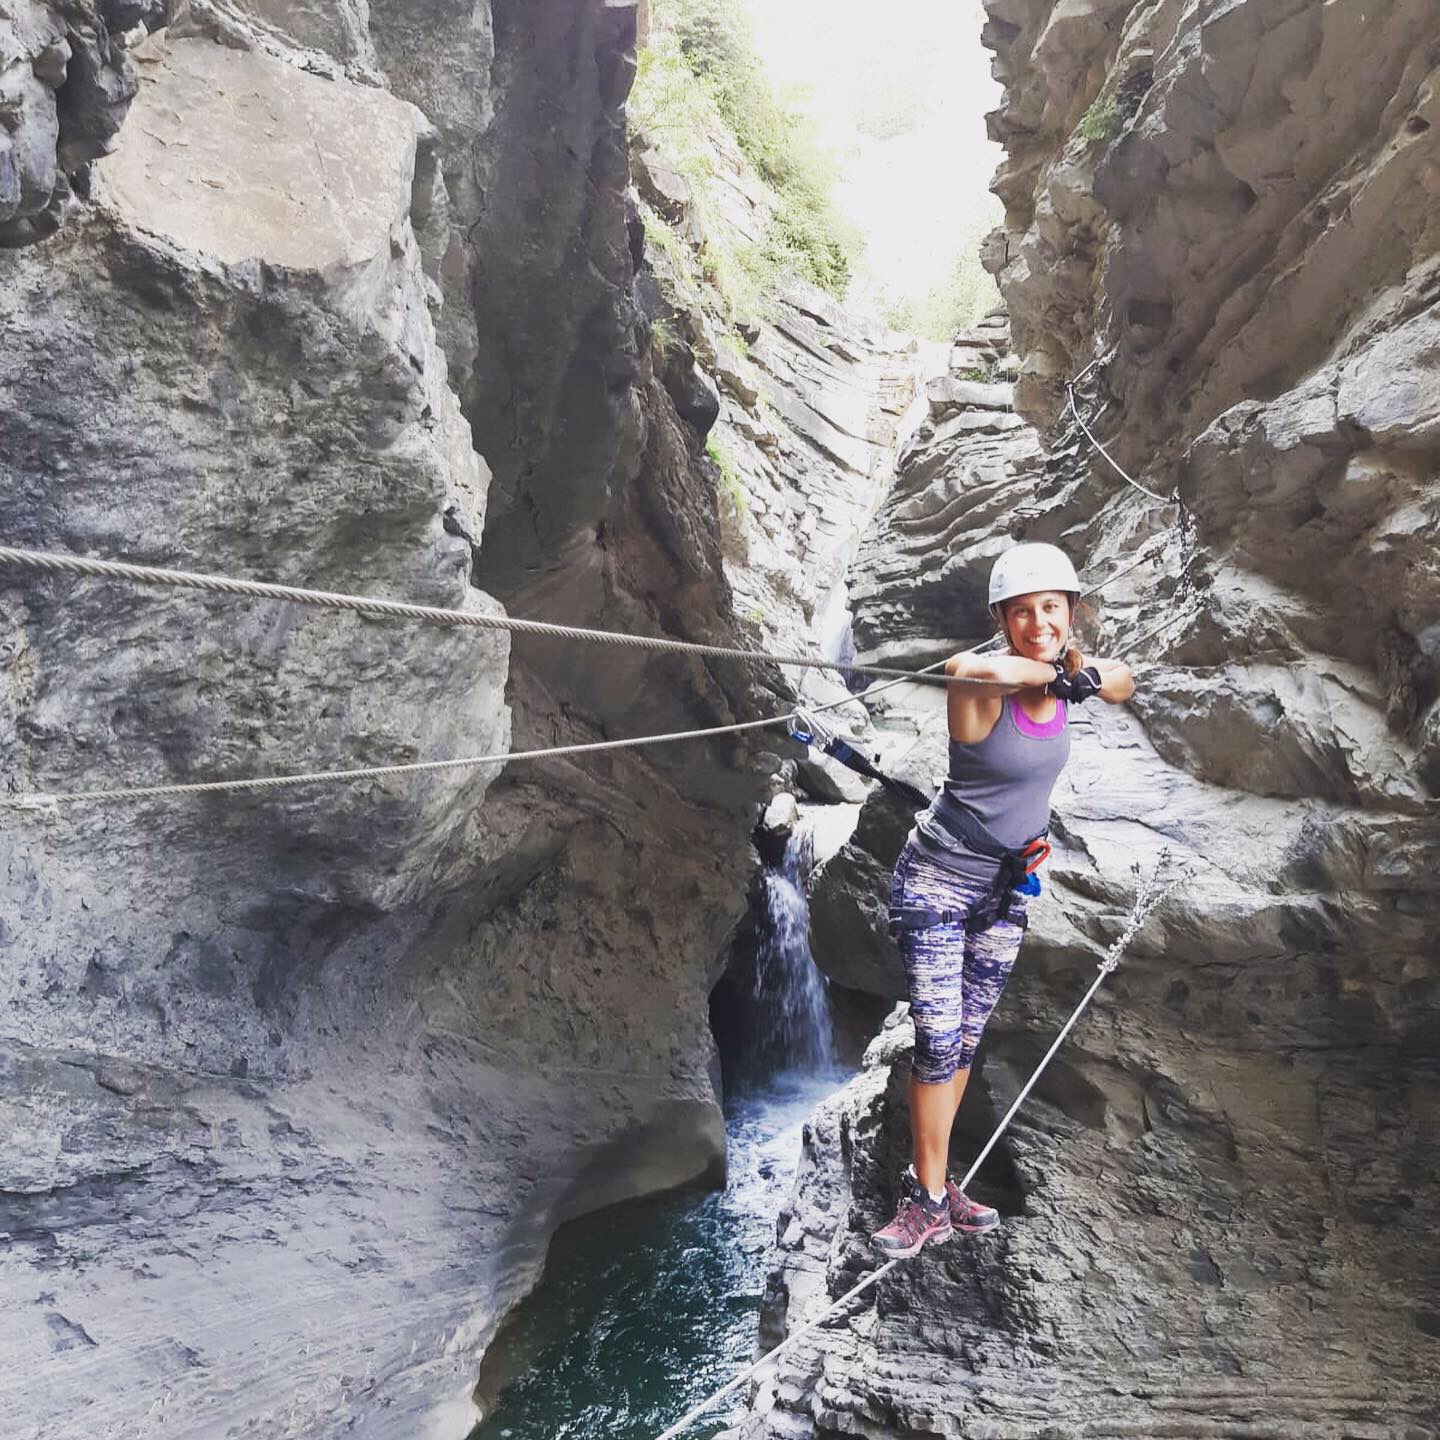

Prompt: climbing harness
xmin=888 ymin=846 xmax=1049 ymax=933
xmin=791 ymin=701 xmax=1055 ymax=934
xmin=651 ymin=851 xmax=1192 ymax=1440
xmin=904 ymin=803 xmax=1052 ymax=933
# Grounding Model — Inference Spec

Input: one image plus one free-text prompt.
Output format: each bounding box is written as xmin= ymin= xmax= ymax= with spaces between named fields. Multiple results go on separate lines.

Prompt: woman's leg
xmin=911 ymin=1068 xmax=967 ymax=1198
xmin=877 ymin=853 xmax=1012 ymax=1255
xmin=894 ymin=852 xmax=989 ymax=1196
xmin=903 ymin=914 xmax=968 ymax=1197
xmin=953 ymin=909 xmax=1028 ymax=1106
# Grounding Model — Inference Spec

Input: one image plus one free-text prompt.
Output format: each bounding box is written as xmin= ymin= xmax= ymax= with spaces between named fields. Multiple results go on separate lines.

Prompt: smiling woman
xmin=872 ymin=543 xmax=1135 ymax=1258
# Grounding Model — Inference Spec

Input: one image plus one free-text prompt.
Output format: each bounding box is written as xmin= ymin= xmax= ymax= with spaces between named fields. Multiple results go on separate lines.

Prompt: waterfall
xmin=744 ymin=822 xmax=836 ymax=1078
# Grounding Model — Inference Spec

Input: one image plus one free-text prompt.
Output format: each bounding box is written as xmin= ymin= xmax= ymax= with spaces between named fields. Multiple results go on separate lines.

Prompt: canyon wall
xmin=0 ymin=2 xmax=829 ymax=1435
xmin=735 ymin=2 xmax=1440 ymax=1436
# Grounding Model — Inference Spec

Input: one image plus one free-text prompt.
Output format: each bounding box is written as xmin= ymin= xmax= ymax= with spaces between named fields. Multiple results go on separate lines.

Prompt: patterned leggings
xmin=890 ymin=842 xmax=1028 ymax=1085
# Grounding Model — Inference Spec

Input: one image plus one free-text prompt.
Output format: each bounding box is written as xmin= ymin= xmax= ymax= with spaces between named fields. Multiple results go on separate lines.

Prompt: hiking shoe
xmin=945 ymin=1179 xmax=1000 ymax=1233
xmin=872 ymin=1175 xmax=952 ymax=1258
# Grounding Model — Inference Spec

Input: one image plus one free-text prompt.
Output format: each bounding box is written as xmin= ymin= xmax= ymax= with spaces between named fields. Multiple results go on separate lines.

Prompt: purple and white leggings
xmin=890 ymin=841 xmax=1028 ymax=1085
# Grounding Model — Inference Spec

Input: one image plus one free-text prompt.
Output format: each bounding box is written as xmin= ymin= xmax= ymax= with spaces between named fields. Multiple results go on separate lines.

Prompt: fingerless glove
xmin=1049 ymin=661 xmax=1102 ymax=703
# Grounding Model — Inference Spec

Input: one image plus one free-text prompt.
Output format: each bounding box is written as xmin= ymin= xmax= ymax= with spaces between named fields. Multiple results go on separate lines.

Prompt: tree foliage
xmin=885 ymin=237 xmax=1001 ymax=341
xmin=648 ymin=0 xmax=859 ymax=297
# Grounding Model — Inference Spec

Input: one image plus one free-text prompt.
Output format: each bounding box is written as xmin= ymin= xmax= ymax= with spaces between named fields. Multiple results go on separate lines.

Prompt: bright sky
xmin=742 ymin=0 xmax=1003 ymax=315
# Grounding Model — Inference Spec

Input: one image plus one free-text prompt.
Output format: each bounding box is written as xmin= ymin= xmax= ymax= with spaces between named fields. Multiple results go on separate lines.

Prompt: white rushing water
xmin=747 ymin=824 xmax=836 ymax=1078
xmin=476 ymin=815 xmax=848 ymax=1439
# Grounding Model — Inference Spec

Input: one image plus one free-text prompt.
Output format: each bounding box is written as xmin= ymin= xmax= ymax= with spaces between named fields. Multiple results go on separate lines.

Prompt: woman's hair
xmin=999 ymin=593 xmax=1094 ymax=674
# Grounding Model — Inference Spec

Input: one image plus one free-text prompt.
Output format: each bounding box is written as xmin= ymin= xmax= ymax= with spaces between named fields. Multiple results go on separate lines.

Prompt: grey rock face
xmin=733 ymin=976 xmax=1440 ymax=1440
xmin=737 ymin=1 xmax=1440 ymax=1431
xmin=0 ymin=29 xmax=519 ymax=1434
xmin=849 ymin=319 xmax=1043 ymax=669
xmin=743 ymin=0 xmax=1440 ymax=1422
xmin=755 ymin=687 xmax=1440 ymax=1438
xmin=0 ymin=0 xmax=144 ymax=246
xmin=0 ymin=2 xmax=788 ymax=1437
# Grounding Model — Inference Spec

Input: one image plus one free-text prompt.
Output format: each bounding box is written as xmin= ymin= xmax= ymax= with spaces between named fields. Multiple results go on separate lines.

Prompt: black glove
xmin=1049 ymin=661 xmax=1103 ymax=703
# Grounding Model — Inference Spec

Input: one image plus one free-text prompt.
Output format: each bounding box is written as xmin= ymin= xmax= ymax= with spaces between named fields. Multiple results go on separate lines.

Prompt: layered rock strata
xmin=629 ymin=108 xmax=927 ymax=800
xmin=741 ymin=694 xmax=1440 ymax=1439
xmin=733 ymin=1 xmax=1440 ymax=1432
xmin=848 ymin=313 xmax=1041 ymax=671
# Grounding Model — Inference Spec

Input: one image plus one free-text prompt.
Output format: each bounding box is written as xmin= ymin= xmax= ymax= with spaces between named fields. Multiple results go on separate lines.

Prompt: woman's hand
xmin=1049 ymin=661 xmax=1102 ymax=702
xmin=1090 ymin=657 xmax=1135 ymax=704
xmin=1050 ymin=654 xmax=1134 ymax=705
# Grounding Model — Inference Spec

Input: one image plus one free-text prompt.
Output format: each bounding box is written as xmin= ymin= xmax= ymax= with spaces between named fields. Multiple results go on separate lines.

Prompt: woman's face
xmin=1003 ymin=590 xmax=1072 ymax=662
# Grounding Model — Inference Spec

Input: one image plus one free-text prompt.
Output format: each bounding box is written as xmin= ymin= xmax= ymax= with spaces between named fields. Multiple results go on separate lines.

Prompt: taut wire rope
xmin=1064 ymin=348 xmax=1172 ymax=505
xmin=0 ymin=539 xmax=1169 ymax=810
xmin=651 ymin=851 xmax=1192 ymax=1440
xmin=0 ymin=544 xmax=983 ymax=691
xmin=0 ymin=719 xmax=789 ymax=810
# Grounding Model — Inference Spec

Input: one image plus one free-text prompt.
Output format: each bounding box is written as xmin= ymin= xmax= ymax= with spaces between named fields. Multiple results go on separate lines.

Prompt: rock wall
xmin=732 ymin=2 xmax=1440 ymax=1435
xmin=629 ymin=84 xmax=928 ymax=797
xmin=0 ymin=0 xmax=149 ymax=247
xmin=848 ymin=313 xmax=1039 ymax=671
xmin=0 ymin=3 xmax=811 ymax=1437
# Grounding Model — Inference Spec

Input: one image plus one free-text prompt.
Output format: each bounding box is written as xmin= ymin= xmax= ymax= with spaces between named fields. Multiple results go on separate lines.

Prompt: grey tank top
xmin=911 ymin=694 xmax=1072 ymax=879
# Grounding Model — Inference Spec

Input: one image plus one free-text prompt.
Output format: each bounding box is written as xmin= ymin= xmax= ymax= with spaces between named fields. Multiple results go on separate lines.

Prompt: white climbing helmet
xmin=987 ymin=543 xmax=1081 ymax=620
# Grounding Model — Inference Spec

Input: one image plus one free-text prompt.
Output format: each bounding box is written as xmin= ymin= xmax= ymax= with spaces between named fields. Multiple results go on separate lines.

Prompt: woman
xmin=872 ymin=542 xmax=1135 ymax=1258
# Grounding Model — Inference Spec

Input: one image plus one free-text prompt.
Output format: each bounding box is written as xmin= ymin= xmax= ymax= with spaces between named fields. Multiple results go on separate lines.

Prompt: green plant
xmin=957 ymin=366 xmax=989 ymax=382
xmin=702 ymin=231 xmax=771 ymax=322
xmin=631 ymin=35 xmax=720 ymax=177
xmin=639 ymin=203 xmax=690 ymax=268
xmin=745 ymin=603 xmax=766 ymax=624
xmin=1077 ymin=95 xmax=1121 ymax=148
xmin=650 ymin=316 xmax=680 ymax=358
xmin=644 ymin=0 xmax=860 ymax=299
xmin=722 ymin=325 xmax=749 ymax=357
xmin=706 ymin=434 xmax=748 ymax=517
xmin=884 ymin=240 xmax=1001 ymax=342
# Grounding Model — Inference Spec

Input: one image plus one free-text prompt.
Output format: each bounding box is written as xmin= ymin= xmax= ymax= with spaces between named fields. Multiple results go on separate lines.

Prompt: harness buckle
xmin=887 ymin=903 xmax=965 ymax=937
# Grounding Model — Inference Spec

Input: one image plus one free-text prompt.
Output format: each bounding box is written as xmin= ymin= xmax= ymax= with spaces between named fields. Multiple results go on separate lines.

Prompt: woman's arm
xmin=945 ymin=651 xmax=1057 ymax=694
xmin=944 ymin=650 xmax=1054 ymax=742
xmin=1090 ymin=656 xmax=1135 ymax=704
